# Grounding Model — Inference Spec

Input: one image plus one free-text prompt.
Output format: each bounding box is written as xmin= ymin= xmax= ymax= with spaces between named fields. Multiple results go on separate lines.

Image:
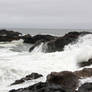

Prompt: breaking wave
xmin=1 ymin=34 xmax=92 ymax=92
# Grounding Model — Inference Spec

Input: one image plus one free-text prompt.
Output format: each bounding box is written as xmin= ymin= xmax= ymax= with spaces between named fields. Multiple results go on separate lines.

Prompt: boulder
xmin=11 ymin=73 xmax=43 ymax=85
xmin=21 ymin=34 xmax=32 ymax=43
xmin=9 ymin=71 xmax=79 ymax=92
xmin=45 ymin=31 xmax=92 ymax=52
xmin=78 ymin=59 xmax=92 ymax=67
xmin=0 ymin=29 xmax=22 ymax=42
xmin=31 ymin=34 xmax=57 ymax=44
xmin=78 ymin=83 xmax=92 ymax=92
xmin=0 ymin=29 xmax=22 ymax=37
xmin=9 ymin=82 xmax=47 ymax=92
xmin=74 ymin=68 xmax=92 ymax=78
xmin=23 ymin=34 xmax=57 ymax=44
xmin=47 ymin=71 xmax=79 ymax=92
xmin=29 ymin=31 xmax=92 ymax=52
xmin=29 ymin=34 xmax=57 ymax=51
xmin=9 ymin=82 xmax=66 ymax=92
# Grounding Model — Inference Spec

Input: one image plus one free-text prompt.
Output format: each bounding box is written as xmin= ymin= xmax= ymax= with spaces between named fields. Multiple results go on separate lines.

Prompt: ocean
xmin=0 ymin=29 xmax=92 ymax=92
xmin=7 ymin=28 xmax=92 ymax=36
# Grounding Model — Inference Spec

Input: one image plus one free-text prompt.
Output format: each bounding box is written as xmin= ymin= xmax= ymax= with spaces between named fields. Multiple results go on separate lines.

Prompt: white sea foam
xmin=0 ymin=34 xmax=92 ymax=92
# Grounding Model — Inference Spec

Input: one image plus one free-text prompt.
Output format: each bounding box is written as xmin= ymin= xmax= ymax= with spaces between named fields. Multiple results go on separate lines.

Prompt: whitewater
xmin=1 ymin=34 xmax=92 ymax=92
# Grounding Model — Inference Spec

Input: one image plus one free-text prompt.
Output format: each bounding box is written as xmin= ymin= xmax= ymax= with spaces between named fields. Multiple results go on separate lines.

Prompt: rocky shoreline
xmin=0 ymin=29 xmax=91 ymax=52
xmin=0 ymin=29 xmax=92 ymax=92
xmin=9 ymin=68 xmax=92 ymax=92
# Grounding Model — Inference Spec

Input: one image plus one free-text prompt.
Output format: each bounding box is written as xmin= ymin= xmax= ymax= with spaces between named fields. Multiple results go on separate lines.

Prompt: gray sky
xmin=0 ymin=0 xmax=92 ymax=29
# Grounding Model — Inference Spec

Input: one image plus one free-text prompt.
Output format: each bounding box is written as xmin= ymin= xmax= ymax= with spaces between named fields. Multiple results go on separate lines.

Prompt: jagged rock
xmin=0 ymin=29 xmax=22 ymax=42
xmin=21 ymin=34 xmax=32 ymax=43
xmin=29 ymin=35 xmax=57 ymax=52
xmin=47 ymin=71 xmax=79 ymax=92
xmin=45 ymin=31 xmax=92 ymax=52
xmin=78 ymin=83 xmax=92 ymax=92
xmin=9 ymin=82 xmax=67 ymax=92
xmin=74 ymin=68 xmax=92 ymax=78
xmin=31 ymin=34 xmax=57 ymax=44
xmin=9 ymin=82 xmax=46 ymax=92
xmin=9 ymin=71 xmax=79 ymax=92
xmin=0 ymin=29 xmax=22 ymax=37
xmin=29 ymin=34 xmax=57 ymax=51
xmin=11 ymin=73 xmax=43 ymax=85
xmin=78 ymin=59 xmax=92 ymax=67
xmin=29 ymin=31 xmax=92 ymax=52
xmin=23 ymin=34 xmax=56 ymax=44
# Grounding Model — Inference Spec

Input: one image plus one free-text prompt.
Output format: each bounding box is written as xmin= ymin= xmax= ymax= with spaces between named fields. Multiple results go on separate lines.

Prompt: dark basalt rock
xmin=29 ymin=35 xmax=57 ymax=52
xmin=9 ymin=82 xmax=46 ymax=92
xmin=9 ymin=71 xmax=79 ymax=92
xmin=31 ymin=34 xmax=57 ymax=44
xmin=47 ymin=71 xmax=79 ymax=92
xmin=11 ymin=73 xmax=43 ymax=85
xmin=24 ymin=34 xmax=57 ymax=44
xmin=21 ymin=34 xmax=32 ymax=43
xmin=45 ymin=31 xmax=92 ymax=52
xmin=0 ymin=29 xmax=22 ymax=42
xmin=78 ymin=83 xmax=92 ymax=92
xmin=74 ymin=68 xmax=92 ymax=78
xmin=78 ymin=59 xmax=92 ymax=67
xmin=29 ymin=31 xmax=92 ymax=52
xmin=0 ymin=29 xmax=22 ymax=37
xmin=9 ymin=82 xmax=66 ymax=92
xmin=0 ymin=29 xmax=56 ymax=44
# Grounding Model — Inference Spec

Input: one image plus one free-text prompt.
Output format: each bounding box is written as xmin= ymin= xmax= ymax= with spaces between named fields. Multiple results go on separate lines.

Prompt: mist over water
xmin=0 ymin=29 xmax=92 ymax=92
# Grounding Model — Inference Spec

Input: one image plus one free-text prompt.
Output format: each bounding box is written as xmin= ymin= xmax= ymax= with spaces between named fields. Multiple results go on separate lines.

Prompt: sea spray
xmin=1 ymin=34 xmax=92 ymax=92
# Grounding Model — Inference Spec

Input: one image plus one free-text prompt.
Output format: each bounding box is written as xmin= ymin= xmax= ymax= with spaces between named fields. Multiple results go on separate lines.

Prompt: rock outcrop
xmin=9 ymin=69 xmax=92 ymax=92
xmin=47 ymin=71 xmax=79 ymax=92
xmin=0 ymin=29 xmax=56 ymax=44
xmin=21 ymin=34 xmax=32 ymax=43
xmin=74 ymin=68 xmax=92 ymax=78
xmin=11 ymin=73 xmax=43 ymax=85
xmin=0 ymin=29 xmax=22 ymax=42
xmin=29 ymin=31 xmax=92 ymax=52
xmin=78 ymin=83 xmax=92 ymax=92
xmin=10 ymin=82 xmax=67 ymax=92
xmin=45 ymin=31 xmax=91 ymax=52
xmin=9 ymin=71 xmax=79 ymax=92
xmin=78 ymin=59 xmax=92 ymax=67
xmin=30 ymin=34 xmax=57 ymax=44
xmin=23 ymin=34 xmax=57 ymax=44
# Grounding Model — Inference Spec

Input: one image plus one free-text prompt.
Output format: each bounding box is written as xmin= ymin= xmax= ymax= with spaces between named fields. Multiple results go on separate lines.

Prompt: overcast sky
xmin=0 ymin=0 xmax=92 ymax=29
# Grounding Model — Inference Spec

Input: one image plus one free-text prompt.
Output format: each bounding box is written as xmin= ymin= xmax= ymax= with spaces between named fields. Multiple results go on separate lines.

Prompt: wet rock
xmin=45 ymin=31 xmax=92 ymax=52
xmin=11 ymin=73 xmax=43 ymax=85
xmin=9 ymin=82 xmax=46 ymax=92
xmin=78 ymin=83 xmax=92 ymax=92
xmin=29 ymin=34 xmax=57 ymax=52
xmin=29 ymin=31 xmax=92 ymax=52
xmin=78 ymin=59 xmax=92 ymax=67
xmin=9 ymin=71 xmax=79 ymax=92
xmin=24 ymin=34 xmax=56 ymax=44
xmin=0 ymin=29 xmax=22 ymax=42
xmin=31 ymin=34 xmax=57 ymax=44
xmin=74 ymin=68 xmax=92 ymax=78
xmin=47 ymin=71 xmax=79 ymax=92
xmin=21 ymin=34 xmax=32 ymax=43
xmin=0 ymin=29 xmax=22 ymax=37
xmin=9 ymin=82 xmax=66 ymax=92
xmin=29 ymin=40 xmax=44 ymax=52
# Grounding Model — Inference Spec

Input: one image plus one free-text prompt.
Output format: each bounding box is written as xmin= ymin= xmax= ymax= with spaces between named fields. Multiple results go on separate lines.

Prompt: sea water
xmin=0 ymin=29 xmax=92 ymax=92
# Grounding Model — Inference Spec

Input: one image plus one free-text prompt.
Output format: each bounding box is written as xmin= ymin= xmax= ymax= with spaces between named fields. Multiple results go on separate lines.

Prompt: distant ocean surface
xmin=7 ymin=28 xmax=92 ymax=36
